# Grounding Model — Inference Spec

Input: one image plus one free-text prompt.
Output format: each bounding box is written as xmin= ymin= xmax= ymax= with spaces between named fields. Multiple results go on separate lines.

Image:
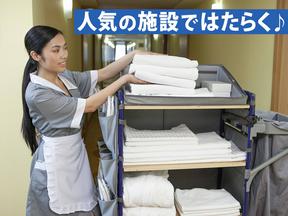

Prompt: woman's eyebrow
xmin=51 ymin=43 xmax=67 ymax=48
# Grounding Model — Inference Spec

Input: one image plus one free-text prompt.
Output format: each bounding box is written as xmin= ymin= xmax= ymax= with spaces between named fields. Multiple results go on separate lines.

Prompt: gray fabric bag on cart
xmin=248 ymin=111 xmax=288 ymax=216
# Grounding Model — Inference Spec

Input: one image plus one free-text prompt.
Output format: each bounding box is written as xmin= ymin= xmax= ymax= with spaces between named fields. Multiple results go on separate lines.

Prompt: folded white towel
xmin=175 ymin=188 xmax=241 ymax=213
xmin=124 ymin=143 xmax=230 ymax=152
xmin=124 ymin=124 xmax=198 ymax=143
xmin=178 ymin=210 xmax=239 ymax=216
xmin=129 ymin=64 xmax=199 ymax=80
xmin=124 ymin=174 xmax=174 ymax=208
xmin=133 ymin=54 xmax=198 ymax=68
xmin=124 ymin=142 xmax=245 ymax=164
xmin=135 ymin=70 xmax=196 ymax=89
xmin=123 ymin=206 xmax=176 ymax=216
xmin=124 ymin=140 xmax=198 ymax=147
xmin=124 ymin=148 xmax=232 ymax=160
xmin=201 ymin=81 xmax=232 ymax=93
xmin=176 ymin=205 xmax=240 ymax=214
xmin=212 ymin=92 xmax=231 ymax=97
xmin=193 ymin=88 xmax=214 ymax=97
xmin=197 ymin=132 xmax=231 ymax=147
xmin=124 ymin=170 xmax=169 ymax=179
xmin=127 ymin=84 xmax=196 ymax=96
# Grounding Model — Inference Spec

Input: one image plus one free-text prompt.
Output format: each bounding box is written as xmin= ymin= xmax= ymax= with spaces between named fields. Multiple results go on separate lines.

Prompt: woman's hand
xmin=123 ymin=74 xmax=148 ymax=84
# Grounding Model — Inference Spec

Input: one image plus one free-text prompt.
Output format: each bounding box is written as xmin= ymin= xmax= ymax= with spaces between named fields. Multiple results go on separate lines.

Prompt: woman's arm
xmin=84 ymin=74 xmax=145 ymax=113
xmin=97 ymin=50 xmax=151 ymax=82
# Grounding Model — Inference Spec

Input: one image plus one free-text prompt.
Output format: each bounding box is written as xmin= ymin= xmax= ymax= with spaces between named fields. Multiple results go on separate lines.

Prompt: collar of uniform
xmin=30 ymin=71 xmax=77 ymax=94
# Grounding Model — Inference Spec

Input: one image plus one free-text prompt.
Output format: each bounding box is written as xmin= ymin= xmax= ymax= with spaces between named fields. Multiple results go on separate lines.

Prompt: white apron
xmin=42 ymin=132 xmax=97 ymax=214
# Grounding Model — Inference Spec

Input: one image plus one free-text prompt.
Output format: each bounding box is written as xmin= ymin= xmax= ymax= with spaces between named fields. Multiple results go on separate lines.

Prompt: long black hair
xmin=22 ymin=25 xmax=62 ymax=154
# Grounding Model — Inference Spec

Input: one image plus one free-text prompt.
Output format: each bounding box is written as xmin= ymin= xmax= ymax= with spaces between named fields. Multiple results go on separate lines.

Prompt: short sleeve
xmin=29 ymin=90 xmax=86 ymax=129
xmin=70 ymin=70 xmax=98 ymax=98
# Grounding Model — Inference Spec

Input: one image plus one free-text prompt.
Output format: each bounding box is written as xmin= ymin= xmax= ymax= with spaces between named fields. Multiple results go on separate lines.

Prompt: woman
xmin=22 ymin=25 xmax=148 ymax=216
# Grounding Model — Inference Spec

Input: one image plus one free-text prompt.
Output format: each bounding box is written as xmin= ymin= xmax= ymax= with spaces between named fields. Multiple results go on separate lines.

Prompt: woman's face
xmin=38 ymin=33 xmax=68 ymax=73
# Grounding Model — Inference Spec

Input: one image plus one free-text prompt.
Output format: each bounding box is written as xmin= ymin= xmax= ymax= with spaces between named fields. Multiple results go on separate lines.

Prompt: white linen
xmin=133 ymin=54 xmax=198 ymax=68
xmin=212 ymin=92 xmax=231 ymax=97
xmin=201 ymin=81 xmax=232 ymax=92
xmin=129 ymin=64 xmax=199 ymax=80
xmin=124 ymin=170 xmax=169 ymax=179
xmin=193 ymin=88 xmax=214 ymax=97
xmin=124 ymin=149 xmax=232 ymax=159
xmin=124 ymin=142 xmax=245 ymax=164
xmin=135 ymin=70 xmax=196 ymax=89
xmin=175 ymin=188 xmax=241 ymax=212
xmin=123 ymin=174 xmax=174 ymax=208
xmin=123 ymin=206 xmax=176 ymax=216
xmin=125 ymin=86 xmax=215 ymax=97
xmin=124 ymin=124 xmax=198 ymax=143
xmin=125 ymin=141 xmax=198 ymax=147
xmin=124 ymin=143 xmax=230 ymax=152
xmin=127 ymin=84 xmax=196 ymax=96
xmin=197 ymin=132 xmax=231 ymax=146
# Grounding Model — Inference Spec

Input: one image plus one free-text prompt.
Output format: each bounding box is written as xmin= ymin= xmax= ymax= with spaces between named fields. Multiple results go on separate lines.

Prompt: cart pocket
xmin=98 ymin=158 xmax=118 ymax=197
xmin=98 ymin=198 xmax=118 ymax=216
xmin=98 ymin=105 xmax=118 ymax=156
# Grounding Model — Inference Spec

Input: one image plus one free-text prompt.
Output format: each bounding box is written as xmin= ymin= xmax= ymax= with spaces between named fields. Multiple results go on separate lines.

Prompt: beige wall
xmin=0 ymin=0 xmax=33 ymax=215
xmin=186 ymin=0 xmax=276 ymax=110
xmin=33 ymin=0 xmax=82 ymax=71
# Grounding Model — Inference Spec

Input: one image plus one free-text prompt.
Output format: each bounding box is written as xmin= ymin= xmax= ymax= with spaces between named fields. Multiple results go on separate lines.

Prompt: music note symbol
xmin=275 ymin=14 xmax=285 ymax=32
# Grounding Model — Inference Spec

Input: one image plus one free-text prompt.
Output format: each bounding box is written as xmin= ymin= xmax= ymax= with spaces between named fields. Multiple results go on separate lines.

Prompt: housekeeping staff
xmin=22 ymin=25 xmax=149 ymax=216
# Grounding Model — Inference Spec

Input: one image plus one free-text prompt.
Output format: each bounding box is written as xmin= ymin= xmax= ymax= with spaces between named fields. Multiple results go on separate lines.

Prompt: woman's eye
xmin=52 ymin=49 xmax=59 ymax=53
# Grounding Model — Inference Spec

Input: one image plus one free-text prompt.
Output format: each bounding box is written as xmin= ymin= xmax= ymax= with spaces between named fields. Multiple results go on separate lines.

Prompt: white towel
xmin=175 ymin=188 xmax=241 ymax=213
xmin=124 ymin=143 xmax=230 ymax=152
xmin=129 ymin=64 xmax=199 ymax=80
xmin=212 ymin=92 xmax=231 ymax=97
xmin=133 ymin=54 xmax=198 ymax=68
xmin=197 ymin=132 xmax=231 ymax=146
xmin=127 ymin=84 xmax=196 ymax=96
xmin=123 ymin=206 xmax=176 ymax=216
xmin=125 ymin=140 xmax=198 ymax=147
xmin=124 ymin=142 xmax=245 ymax=164
xmin=124 ymin=170 xmax=169 ymax=179
xmin=124 ymin=124 xmax=198 ymax=143
xmin=124 ymin=174 xmax=174 ymax=208
xmin=126 ymin=86 xmax=215 ymax=97
xmin=176 ymin=204 xmax=240 ymax=215
xmin=202 ymin=81 xmax=232 ymax=92
xmin=135 ymin=70 xmax=196 ymax=89
xmin=124 ymin=149 xmax=232 ymax=160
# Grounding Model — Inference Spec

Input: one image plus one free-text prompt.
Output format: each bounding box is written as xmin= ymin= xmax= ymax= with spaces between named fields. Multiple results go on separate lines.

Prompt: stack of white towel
xmin=202 ymin=80 xmax=232 ymax=97
xmin=127 ymin=54 xmax=201 ymax=96
xmin=124 ymin=124 xmax=246 ymax=165
xmin=175 ymin=188 xmax=241 ymax=216
xmin=123 ymin=171 xmax=176 ymax=216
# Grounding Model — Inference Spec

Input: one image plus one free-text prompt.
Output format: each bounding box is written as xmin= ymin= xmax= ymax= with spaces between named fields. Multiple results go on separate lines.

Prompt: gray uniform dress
xmin=25 ymin=69 xmax=100 ymax=216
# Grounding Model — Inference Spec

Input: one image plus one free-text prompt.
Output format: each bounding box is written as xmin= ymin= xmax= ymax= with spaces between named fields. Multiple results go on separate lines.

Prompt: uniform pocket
xmin=30 ymin=165 xmax=47 ymax=196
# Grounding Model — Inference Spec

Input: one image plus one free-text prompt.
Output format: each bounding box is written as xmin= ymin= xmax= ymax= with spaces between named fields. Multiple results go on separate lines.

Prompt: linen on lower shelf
xmin=123 ymin=206 xmax=176 ymax=216
xmin=124 ymin=142 xmax=245 ymax=164
xmin=123 ymin=174 xmax=174 ymax=208
xmin=124 ymin=124 xmax=198 ymax=143
xmin=175 ymin=188 xmax=241 ymax=213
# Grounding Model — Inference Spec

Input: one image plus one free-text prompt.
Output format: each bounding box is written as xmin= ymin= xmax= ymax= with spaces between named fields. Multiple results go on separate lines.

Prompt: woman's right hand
xmin=123 ymin=74 xmax=148 ymax=84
